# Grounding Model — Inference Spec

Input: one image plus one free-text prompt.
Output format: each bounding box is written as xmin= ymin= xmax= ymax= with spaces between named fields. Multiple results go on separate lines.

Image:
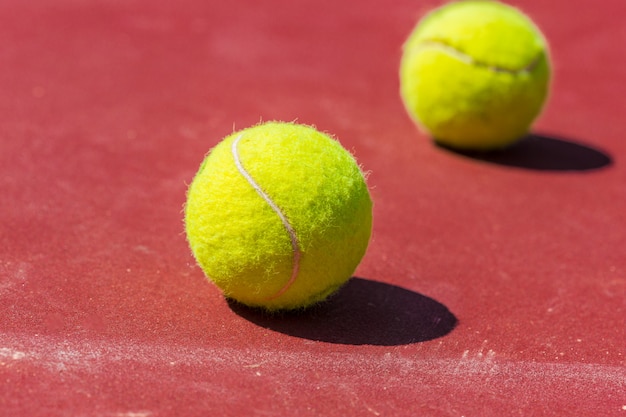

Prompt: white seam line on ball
xmin=414 ymin=40 xmax=542 ymax=74
xmin=231 ymin=134 xmax=301 ymax=301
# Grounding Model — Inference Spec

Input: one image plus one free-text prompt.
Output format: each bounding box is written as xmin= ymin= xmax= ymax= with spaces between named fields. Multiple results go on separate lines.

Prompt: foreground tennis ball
xmin=400 ymin=0 xmax=551 ymax=150
xmin=185 ymin=122 xmax=372 ymax=311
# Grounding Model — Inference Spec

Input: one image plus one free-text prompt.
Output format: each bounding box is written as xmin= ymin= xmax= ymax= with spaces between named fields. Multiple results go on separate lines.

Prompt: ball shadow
xmin=228 ymin=277 xmax=458 ymax=346
xmin=437 ymin=133 xmax=612 ymax=171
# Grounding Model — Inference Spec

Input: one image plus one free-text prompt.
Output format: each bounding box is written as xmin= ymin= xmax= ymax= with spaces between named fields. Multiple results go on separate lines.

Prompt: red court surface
xmin=1 ymin=0 xmax=625 ymax=416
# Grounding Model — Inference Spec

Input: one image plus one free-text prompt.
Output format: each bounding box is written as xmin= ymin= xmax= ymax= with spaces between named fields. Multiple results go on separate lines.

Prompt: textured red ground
xmin=1 ymin=0 xmax=625 ymax=416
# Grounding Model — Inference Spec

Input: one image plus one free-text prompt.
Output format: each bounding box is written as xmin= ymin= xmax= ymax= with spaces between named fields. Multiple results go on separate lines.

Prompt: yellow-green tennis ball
xmin=184 ymin=122 xmax=373 ymax=311
xmin=400 ymin=0 xmax=551 ymax=150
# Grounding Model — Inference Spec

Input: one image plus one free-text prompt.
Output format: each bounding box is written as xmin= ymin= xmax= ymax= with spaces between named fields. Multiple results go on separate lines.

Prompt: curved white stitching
xmin=413 ymin=40 xmax=542 ymax=74
xmin=231 ymin=134 xmax=301 ymax=301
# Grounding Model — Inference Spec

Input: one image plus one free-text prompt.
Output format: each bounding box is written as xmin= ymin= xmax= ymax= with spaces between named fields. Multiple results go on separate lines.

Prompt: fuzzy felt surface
xmin=185 ymin=122 xmax=373 ymax=310
xmin=400 ymin=0 xmax=551 ymax=149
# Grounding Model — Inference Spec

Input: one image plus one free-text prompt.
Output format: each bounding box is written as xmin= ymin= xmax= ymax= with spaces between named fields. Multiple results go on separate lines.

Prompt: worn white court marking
xmin=1 ymin=332 xmax=625 ymax=391
xmin=231 ymin=134 xmax=301 ymax=300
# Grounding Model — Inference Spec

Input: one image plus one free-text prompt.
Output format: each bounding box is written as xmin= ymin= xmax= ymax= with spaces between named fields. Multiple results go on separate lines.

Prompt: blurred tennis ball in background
xmin=400 ymin=1 xmax=551 ymax=150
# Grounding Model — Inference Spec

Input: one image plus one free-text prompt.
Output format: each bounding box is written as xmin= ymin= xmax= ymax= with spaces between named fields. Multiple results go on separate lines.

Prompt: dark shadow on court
xmin=228 ymin=277 xmax=457 ymax=346
xmin=437 ymin=133 xmax=612 ymax=171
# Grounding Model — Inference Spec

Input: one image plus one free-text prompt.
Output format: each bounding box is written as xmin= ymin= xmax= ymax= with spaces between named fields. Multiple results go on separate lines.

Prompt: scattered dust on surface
xmin=0 ymin=261 xmax=31 ymax=296
xmin=0 ymin=347 xmax=26 ymax=360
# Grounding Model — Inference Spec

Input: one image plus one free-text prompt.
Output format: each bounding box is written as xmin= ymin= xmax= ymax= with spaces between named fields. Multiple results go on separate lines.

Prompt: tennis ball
xmin=184 ymin=122 xmax=372 ymax=311
xmin=400 ymin=0 xmax=551 ymax=150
